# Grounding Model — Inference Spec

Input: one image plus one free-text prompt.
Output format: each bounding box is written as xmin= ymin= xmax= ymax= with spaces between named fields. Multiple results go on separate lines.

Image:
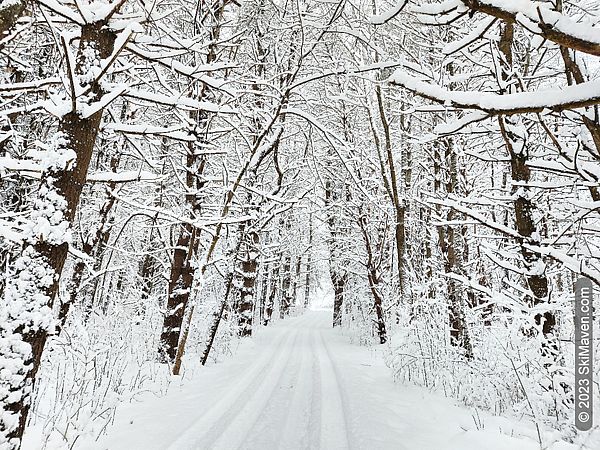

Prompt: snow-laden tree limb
xmin=102 ymin=123 xmax=197 ymax=142
xmin=86 ymin=170 xmax=162 ymax=183
xmin=429 ymin=197 xmax=600 ymax=286
xmin=0 ymin=77 xmax=61 ymax=93
xmin=389 ymin=70 xmax=600 ymax=115
xmin=457 ymin=0 xmax=600 ymax=57
xmin=379 ymin=0 xmax=600 ymax=56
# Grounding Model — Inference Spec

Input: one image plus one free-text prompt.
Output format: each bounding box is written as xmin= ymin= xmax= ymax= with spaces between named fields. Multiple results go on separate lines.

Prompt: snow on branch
xmin=411 ymin=0 xmax=468 ymax=25
xmin=526 ymin=243 xmax=600 ymax=289
xmin=372 ymin=1 xmax=600 ymax=56
xmin=102 ymin=123 xmax=197 ymax=142
xmin=442 ymin=272 xmax=528 ymax=314
xmin=389 ymin=70 xmax=600 ymax=115
xmin=0 ymin=77 xmax=61 ymax=93
xmin=86 ymin=170 xmax=162 ymax=183
xmin=0 ymin=218 xmax=24 ymax=244
xmin=458 ymin=0 xmax=600 ymax=57
xmin=37 ymin=0 xmax=85 ymax=24
xmin=127 ymin=44 xmax=234 ymax=94
xmin=370 ymin=1 xmax=409 ymax=25
xmin=37 ymin=0 xmax=128 ymax=24
xmin=442 ymin=16 xmax=496 ymax=55
xmin=0 ymin=157 xmax=161 ymax=184
xmin=430 ymin=197 xmax=600 ymax=286
xmin=0 ymin=156 xmax=42 ymax=176
xmin=124 ymin=89 xmax=236 ymax=113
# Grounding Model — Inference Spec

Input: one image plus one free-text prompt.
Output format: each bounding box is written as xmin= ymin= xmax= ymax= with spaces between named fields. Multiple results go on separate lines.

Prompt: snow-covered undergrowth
xmin=22 ymin=288 xmax=249 ymax=449
xmin=25 ymin=306 xmax=167 ymax=448
xmin=385 ymin=297 xmax=600 ymax=449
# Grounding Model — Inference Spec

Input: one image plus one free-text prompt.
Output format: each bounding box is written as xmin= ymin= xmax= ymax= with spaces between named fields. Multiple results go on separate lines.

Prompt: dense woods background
xmin=1 ymin=0 xmax=600 ymax=448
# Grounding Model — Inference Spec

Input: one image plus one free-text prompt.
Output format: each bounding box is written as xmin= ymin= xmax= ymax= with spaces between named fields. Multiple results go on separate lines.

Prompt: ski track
xmin=165 ymin=311 xmax=356 ymax=450
xmin=314 ymin=329 xmax=351 ymax=450
xmin=166 ymin=318 xmax=302 ymax=450
xmin=89 ymin=310 xmax=549 ymax=450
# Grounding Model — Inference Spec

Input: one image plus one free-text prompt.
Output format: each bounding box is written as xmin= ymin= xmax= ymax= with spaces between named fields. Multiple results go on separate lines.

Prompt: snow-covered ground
xmin=62 ymin=310 xmax=579 ymax=450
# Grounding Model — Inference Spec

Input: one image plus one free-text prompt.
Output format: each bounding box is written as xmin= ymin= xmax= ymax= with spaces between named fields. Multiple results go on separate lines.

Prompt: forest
xmin=0 ymin=0 xmax=599 ymax=449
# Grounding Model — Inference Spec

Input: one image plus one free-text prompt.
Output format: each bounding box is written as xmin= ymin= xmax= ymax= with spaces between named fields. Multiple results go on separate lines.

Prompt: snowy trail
xmin=166 ymin=313 xmax=352 ymax=450
xmin=90 ymin=311 xmax=544 ymax=450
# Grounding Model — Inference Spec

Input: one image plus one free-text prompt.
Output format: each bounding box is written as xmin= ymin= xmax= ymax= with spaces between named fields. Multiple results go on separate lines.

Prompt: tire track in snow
xmin=274 ymin=325 xmax=314 ymax=450
xmin=242 ymin=325 xmax=309 ymax=449
xmin=204 ymin=328 xmax=301 ymax=450
xmin=165 ymin=319 xmax=301 ymax=450
xmin=315 ymin=327 xmax=351 ymax=450
xmin=307 ymin=327 xmax=322 ymax=450
xmin=319 ymin=329 xmax=358 ymax=449
xmin=196 ymin=312 xmax=315 ymax=449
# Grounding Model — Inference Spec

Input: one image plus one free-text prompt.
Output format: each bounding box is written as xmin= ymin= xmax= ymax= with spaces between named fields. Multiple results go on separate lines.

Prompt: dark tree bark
xmin=357 ymin=215 xmax=387 ymax=344
xmin=0 ymin=0 xmax=26 ymax=38
xmin=374 ymin=81 xmax=407 ymax=299
xmin=158 ymin=123 xmax=207 ymax=363
xmin=159 ymin=222 xmax=198 ymax=362
xmin=303 ymin=216 xmax=313 ymax=307
xmin=60 ymin=153 xmax=120 ymax=331
xmin=325 ymin=179 xmax=347 ymax=327
xmin=280 ymin=255 xmax=292 ymax=319
xmin=264 ymin=259 xmax=280 ymax=326
xmin=501 ymin=117 xmax=556 ymax=348
xmin=331 ymin=272 xmax=347 ymax=328
xmin=258 ymin=263 xmax=270 ymax=324
xmin=201 ymin=271 xmax=235 ymax=366
xmin=497 ymin=23 xmax=556 ymax=356
xmin=237 ymin=231 xmax=260 ymax=337
xmin=2 ymin=19 xmax=118 ymax=447
xmin=290 ymin=256 xmax=301 ymax=307
xmin=157 ymin=0 xmax=228 ymax=366
xmin=433 ymin=137 xmax=473 ymax=359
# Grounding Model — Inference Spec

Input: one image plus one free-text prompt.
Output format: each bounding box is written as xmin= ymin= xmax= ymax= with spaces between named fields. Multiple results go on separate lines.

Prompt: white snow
xmin=125 ymin=89 xmax=235 ymax=113
xmin=389 ymin=70 xmax=600 ymax=113
xmin=74 ymin=311 xmax=567 ymax=450
xmin=36 ymin=0 xmax=83 ymax=24
xmin=474 ymin=0 xmax=600 ymax=46
xmin=86 ymin=170 xmax=161 ymax=183
xmin=370 ymin=1 xmax=408 ymax=25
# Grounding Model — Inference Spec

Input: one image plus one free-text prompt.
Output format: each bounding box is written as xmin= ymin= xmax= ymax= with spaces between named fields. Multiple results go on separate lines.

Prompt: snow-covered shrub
xmin=386 ymin=291 xmax=600 ymax=445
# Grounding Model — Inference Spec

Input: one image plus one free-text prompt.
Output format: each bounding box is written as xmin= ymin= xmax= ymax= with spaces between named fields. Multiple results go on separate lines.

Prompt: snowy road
xmin=166 ymin=312 xmax=351 ymax=450
xmin=91 ymin=311 xmax=542 ymax=450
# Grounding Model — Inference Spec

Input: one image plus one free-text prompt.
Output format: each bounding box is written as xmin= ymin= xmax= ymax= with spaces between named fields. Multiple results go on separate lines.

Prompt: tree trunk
xmin=357 ymin=215 xmax=388 ymax=344
xmin=280 ymin=255 xmax=292 ymax=319
xmin=368 ymin=270 xmax=388 ymax=344
xmin=264 ymin=260 xmax=280 ymax=325
xmin=303 ymin=256 xmax=311 ymax=308
xmin=201 ymin=271 xmax=235 ymax=366
xmin=332 ymin=273 xmax=346 ymax=327
xmin=237 ymin=231 xmax=259 ymax=337
xmin=159 ymin=222 xmax=197 ymax=362
xmin=325 ymin=179 xmax=347 ymax=327
xmin=498 ymin=22 xmax=555 ymax=356
xmin=291 ymin=256 xmax=301 ymax=307
xmin=374 ymin=81 xmax=407 ymax=299
xmin=433 ymin=138 xmax=473 ymax=359
xmin=157 ymin=0 xmax=228 ymax=367
xmin=1 ymin=20 xmax=118 ymax=447
xmin=0 ymin=0 xmax=26 ymax=37
xmin=258 ymin=263 xmax=270 ymax=324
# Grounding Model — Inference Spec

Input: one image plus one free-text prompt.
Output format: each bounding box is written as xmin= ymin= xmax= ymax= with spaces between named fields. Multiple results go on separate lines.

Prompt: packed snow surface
xmin=78 ymin=311 xmax=564 ymax=450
